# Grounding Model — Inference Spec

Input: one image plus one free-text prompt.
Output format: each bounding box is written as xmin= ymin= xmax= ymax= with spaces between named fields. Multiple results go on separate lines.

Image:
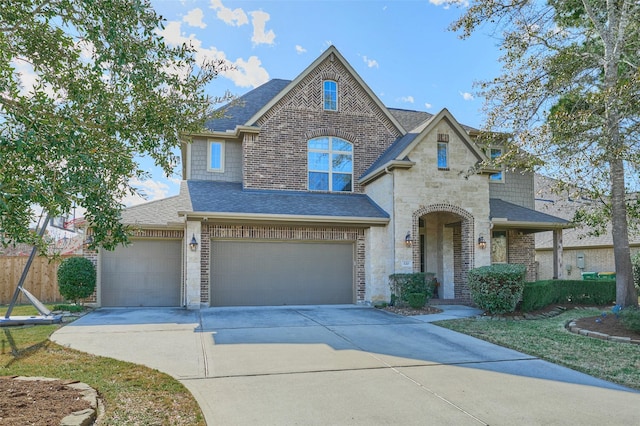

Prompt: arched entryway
xmin=411 ymin=204 xmax=474 ymax=301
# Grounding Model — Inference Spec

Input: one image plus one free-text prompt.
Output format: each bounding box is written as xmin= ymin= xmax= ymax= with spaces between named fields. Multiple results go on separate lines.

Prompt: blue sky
xmin=131 ymin=0 xmax=501 ymax=204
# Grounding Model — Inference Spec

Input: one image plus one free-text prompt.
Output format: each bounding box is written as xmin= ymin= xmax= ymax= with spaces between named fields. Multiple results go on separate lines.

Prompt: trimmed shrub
xmin=520 ymin=280 xmax=616 ymax=312
xmin=620 ymin=307 xmax=640 ymax=333
xmin=57 ymin=257 xmax=96 ymax=304
xmin=389 ymin=273 xmax=434 ymax=308
xmin=467 ymin=264 xmax=526 ymax=314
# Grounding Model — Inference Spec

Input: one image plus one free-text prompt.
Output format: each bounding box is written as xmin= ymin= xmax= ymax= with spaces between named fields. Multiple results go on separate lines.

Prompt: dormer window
xmin=308 ymin=136 xmax=352 ymax=192
xmin=323 ymin=80 xmax=338 ymax=111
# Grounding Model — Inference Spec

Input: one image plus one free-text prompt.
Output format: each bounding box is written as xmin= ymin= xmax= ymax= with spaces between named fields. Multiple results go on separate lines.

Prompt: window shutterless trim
xmin=207 ymin=140 xmax=225 ymax=173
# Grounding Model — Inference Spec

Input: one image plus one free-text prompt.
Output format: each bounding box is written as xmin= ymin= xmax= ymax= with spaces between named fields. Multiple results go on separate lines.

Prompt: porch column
xmin=184 ymin=220 xmax=202 ymax=309
xmin=553 ymin=229 xmax=563 ymax=279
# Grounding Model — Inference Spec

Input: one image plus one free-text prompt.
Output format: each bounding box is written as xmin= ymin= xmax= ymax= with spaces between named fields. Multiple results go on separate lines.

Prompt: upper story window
xmin=489 ymin=147 xmax=503 ymax=182
xmin=208 ymin=140 xmax=225 ymax=172
xmin=308 ymin=136 xmax=353 ymax=192
xmin=323 ymin=80 xmax=338 ymax=111
xmin=437 ymin=133 xmax=449 ymax=170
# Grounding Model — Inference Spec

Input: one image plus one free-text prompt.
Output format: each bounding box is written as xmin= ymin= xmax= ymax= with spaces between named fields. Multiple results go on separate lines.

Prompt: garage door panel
xmin=211 ymin=241 xmax=354 ymax=306
xmin=101 ymin=240 xmax=182 ymax=307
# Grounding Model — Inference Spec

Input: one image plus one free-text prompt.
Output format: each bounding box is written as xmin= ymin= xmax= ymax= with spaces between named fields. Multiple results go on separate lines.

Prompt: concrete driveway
xmin=52 ymin=305 xmax=639 ymax=425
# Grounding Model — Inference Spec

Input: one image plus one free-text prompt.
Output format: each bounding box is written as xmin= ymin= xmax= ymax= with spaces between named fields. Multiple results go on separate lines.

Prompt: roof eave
xmin=179 ymin=211 xmax=389 ymax=227
xmin=180 ymin=125 xmax=260 ymax=140
xmin=491 ymin=218 xmax=573 ymax=231
xmin=359 ymin=160 xmax=416 ymax=185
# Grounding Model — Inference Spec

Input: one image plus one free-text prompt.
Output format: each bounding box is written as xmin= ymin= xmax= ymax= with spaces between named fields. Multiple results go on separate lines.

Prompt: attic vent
xmin=437 ymin=133 xmax=449 ymax=142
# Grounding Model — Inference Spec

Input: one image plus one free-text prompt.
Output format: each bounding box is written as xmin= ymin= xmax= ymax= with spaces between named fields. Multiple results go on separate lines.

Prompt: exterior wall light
xmin=405 ymin=231 xmax=412 ymax=247
xmin=478 ymin=234 xmax=487 ymax=250
xmin=189 ymin=234 xmax=199 ymax=251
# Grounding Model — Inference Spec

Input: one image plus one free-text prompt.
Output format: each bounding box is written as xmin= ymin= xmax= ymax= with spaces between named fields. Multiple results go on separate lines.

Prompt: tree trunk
xmin=609 ymin=158 xmax=638 ymax=307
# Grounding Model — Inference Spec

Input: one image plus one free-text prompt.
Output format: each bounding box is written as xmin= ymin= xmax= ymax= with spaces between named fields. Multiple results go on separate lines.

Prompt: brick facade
xmin=244 ymin=56 xmax=401 ymax=192
xmin=505 ymin=230 xmax=536 ymax=281
xmin=412 ymin=204 xmax=475 ymax=303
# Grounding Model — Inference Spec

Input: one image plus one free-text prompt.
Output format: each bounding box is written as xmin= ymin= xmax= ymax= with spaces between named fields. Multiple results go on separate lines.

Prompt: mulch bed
xmin=0 ymin=377 xmax=92 ymax=426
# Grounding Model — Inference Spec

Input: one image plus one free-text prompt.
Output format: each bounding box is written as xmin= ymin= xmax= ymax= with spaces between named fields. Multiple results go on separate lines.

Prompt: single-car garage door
xmin=101 ymin=239 xmax=182 ymax=307
xmin=211 ymin=240 xmax=354 ymax=306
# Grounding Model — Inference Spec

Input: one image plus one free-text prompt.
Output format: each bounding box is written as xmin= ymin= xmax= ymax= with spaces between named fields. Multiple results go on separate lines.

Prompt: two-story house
xmin=93 ymin=46 xmax=569 ymax=308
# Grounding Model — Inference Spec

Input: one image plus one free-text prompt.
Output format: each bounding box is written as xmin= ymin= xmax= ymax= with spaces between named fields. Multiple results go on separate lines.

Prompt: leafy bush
xmin=389 ymin=273 xmax=434 ymax=308
xmin=53 ymin=304 xmax=85 ymax=312
xmin=520 ymin=280 xmax=616 ymax=312
xmin=57 ymin=257 xmax=96 ymax=304
xmin=467 ymin=264 xmax=526 ymax=314
xmin=620 ymin=307 xmax=640 ymax=333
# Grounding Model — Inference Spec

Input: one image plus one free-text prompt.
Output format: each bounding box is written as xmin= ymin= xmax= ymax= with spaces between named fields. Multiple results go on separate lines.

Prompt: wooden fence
xmin=0 ymin=255 xmax=74 ymax=305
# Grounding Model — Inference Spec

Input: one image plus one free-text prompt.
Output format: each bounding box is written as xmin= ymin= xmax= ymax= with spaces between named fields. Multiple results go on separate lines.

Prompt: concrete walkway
xmin=52 ymin=305 xmax=639 ymax=425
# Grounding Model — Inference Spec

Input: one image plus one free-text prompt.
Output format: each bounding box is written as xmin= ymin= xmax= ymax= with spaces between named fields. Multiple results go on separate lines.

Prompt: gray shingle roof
xmin=388 ymin=108 xmax=478 ymax=133
xmin=388 ymin=108 xmax=433 ymax=132
xmin=121 ymin=181 xmax=192 ymax=227
xmin=490 ymin=198 xmax=570 ymax=227
xmin=360 ymin=133 xmax=419 ymax=178
xmin=187 ymin=181 xmax=389 ymax=220
xmin=206 ymin=79 xmax=291 ymax=132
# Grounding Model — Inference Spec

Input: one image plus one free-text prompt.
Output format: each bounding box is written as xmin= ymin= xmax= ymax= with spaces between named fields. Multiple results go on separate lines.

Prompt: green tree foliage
xmin=0 ymin=0 xmax=225 ymax=252
xmin=57 ymin=257 xmax=96 ymax=304
xmin=451 ymin=0 xmax=640 ymax=307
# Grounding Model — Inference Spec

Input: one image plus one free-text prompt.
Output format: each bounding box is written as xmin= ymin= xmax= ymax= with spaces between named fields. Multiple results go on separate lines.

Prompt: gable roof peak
xmin=244 ymin=45 xmax=405 ymax=134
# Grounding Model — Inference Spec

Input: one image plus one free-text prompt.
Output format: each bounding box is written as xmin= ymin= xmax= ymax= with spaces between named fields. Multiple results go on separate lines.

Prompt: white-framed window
xmin=208 ymin=140 xmax=225 ymax=172
xmin=489 ymin=147 xmax=504 ymax=182
xmin=308 ymin=136 xmax=353 ymax=192
xmin=323 ymin=80 xmax=338 ymax=111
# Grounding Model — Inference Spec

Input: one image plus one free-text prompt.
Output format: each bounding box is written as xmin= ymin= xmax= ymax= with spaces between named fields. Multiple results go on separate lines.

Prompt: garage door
xmin=101 ymin=239 xmax=182 ymax=307
xmin=211 ymin=241 xmax=354 ymax=306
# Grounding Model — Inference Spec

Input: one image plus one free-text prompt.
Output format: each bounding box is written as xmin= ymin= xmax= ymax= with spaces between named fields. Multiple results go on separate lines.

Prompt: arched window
xmin=308 ymin=137 xmax=353 ymax=192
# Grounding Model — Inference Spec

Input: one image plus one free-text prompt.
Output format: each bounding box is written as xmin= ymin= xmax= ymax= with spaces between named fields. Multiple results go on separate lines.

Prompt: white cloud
xmin=424 ymin=102 xmax=433 ymax=109
xmin=226 ymin=56 xmax=270 ymax=88
xmin=123 ymin=178 xmax=171 ymax=206
xmin=429 ymin=0 xmax=469 ymax=8
xmin=295 ymin=45 xmax=307 ymax=54
xmin=362 ymin=55 xmax=379 ymax=68
xmin=399 ymin=96 xmax=415 ymax=104
xmin=210 ymin=0 xmax=248 ymax=26
xmin=460 ymin=91 xmax=474 ymax=101
xmin=158 ymin=21 xmax=269 ymax=88
xmin=183 ymin=8 xmax=207 ymax=29
xmin=250 ymin=11 xmax=275 ymax=45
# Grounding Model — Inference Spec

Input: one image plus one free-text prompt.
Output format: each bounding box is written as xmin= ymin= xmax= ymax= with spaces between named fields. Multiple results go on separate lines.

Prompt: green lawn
xmin=435 ymin=308 xmax=640 ymax=391
xmin=0 ymin=305 xmax=205 ymax=425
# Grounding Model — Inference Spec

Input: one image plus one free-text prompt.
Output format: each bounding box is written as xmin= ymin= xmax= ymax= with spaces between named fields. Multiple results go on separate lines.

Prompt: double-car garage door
xmin=101 ymin=239 xmax=182 ymax=307
xmin=210 ymin=240 xmax=354 ymax=306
